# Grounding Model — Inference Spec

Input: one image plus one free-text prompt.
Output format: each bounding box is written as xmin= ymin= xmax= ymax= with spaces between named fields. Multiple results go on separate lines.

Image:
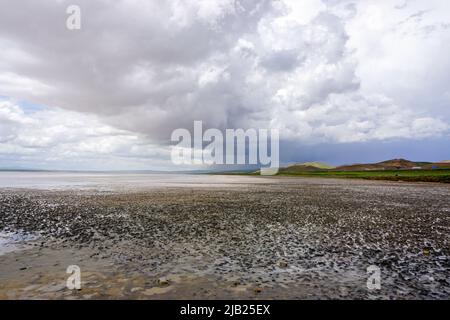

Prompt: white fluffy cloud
xmin=0 ymin=0 xmax=449 ymax=168
xmin=0 ymin=100 xmax=171 ymax=170
xmin=275 ymin=92 xmax=449 ymax=143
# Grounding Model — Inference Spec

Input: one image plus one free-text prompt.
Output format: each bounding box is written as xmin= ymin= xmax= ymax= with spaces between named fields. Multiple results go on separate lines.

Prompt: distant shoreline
xmin=230 ymin=169 xmax=450 ymax=183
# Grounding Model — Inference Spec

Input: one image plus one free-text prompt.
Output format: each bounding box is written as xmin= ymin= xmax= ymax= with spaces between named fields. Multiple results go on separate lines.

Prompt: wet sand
xmin=0 ymin=175 xmax=449 ymax=299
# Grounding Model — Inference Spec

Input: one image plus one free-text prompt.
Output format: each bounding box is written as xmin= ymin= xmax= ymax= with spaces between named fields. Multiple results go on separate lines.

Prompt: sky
xmin=0 ymin=0 xmax=450 ymax=170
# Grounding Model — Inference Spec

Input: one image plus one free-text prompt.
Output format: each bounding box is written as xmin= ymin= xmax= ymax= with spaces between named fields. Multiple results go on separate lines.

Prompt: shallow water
xmin=0 ymin=231 xmax=38 ymax=256
xmin=0 ymin=172 xmax=272 ymax=191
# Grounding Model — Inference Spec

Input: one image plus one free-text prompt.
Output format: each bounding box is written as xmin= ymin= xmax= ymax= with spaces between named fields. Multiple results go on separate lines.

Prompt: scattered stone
xmin=254 ymin=287 xmax=262 ymax=294
xmin=158 ymin=277 xmax=170 ymax=286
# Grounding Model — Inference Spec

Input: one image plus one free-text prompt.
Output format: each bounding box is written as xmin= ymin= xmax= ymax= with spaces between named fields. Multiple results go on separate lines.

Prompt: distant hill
xmin=281 ymin=162 xmax=335 ymax=173
xmin=332 ymin=159 xmax=450 ymax=171
xmin=296 ymin=162 xmax=335 ymax=169
xmin=245 ymin=158 xmax=450 ymax=182
xmin=336 ymin=159 xmax=430 ymax=171
xmin=277 ymin=158 xmax=450 ymax=173
xmin=239 ymin=159 xmax=450 ymax=175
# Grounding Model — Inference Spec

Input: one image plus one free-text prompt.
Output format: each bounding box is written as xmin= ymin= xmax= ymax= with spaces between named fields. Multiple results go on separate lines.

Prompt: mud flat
xmin=0 ymin=176 xmax=449 ymax=299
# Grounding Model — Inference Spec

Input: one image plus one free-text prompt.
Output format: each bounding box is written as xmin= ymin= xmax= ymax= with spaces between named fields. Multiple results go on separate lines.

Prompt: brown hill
xmin=276 ymin=159 xmax=450 ymax=173
xmin=280 ymin=165 xmax=328 ymax=173
xmin=336 ymin=159 xmax=431 ymax=171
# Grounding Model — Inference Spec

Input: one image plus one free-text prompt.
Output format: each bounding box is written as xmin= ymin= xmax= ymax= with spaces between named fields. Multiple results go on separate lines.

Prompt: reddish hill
xmin=276 ymin=159 xmax=450 ymax=173
xmin=336 ymin=159 xmax=431 ymax=171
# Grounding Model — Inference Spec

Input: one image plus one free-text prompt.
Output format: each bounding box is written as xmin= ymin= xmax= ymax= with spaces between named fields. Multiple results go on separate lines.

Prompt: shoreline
xmin=226 ymin=170 xmax=450 ymax=184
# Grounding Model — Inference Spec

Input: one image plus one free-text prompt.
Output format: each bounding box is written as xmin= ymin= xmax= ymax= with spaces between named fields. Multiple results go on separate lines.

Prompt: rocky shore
xmin=1 ymin=177 xmax=449 ymax=299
